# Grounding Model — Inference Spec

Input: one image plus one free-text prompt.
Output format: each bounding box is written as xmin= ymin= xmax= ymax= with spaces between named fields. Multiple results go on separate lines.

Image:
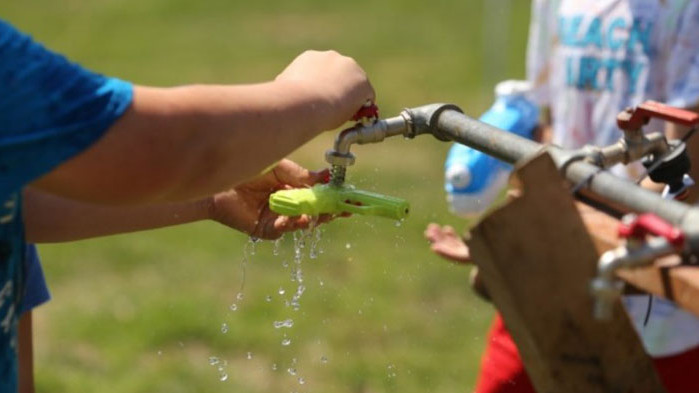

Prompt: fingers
xmin=272 ymin=160 xmax=314 ymax=187
xmin=272 ymin=159 xmax=330 ymax=188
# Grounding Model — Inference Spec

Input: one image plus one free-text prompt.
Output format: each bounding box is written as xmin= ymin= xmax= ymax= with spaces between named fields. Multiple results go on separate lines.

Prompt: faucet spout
xmin=590 ymin=236 xmax=676 ymax=320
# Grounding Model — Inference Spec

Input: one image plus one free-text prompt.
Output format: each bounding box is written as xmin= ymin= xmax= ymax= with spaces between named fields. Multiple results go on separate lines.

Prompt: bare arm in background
xmin=33 ymin=50 xmax=374 ymax=205
xmin=25 ymin=160 xmax=330 ymax=242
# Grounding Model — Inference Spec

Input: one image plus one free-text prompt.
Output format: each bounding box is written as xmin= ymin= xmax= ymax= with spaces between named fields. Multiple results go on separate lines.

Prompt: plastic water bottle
xmin=445 ymin=80 xmax=539 ymax=217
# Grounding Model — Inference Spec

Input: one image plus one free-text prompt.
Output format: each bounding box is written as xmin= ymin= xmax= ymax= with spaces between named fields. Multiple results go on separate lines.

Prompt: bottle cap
xmin=495 ymin=80 xmax=532 ymax=98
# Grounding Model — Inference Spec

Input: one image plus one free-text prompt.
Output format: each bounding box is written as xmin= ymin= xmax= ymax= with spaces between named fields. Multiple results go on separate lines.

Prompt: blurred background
xmin=3 ymin=1 xmax=530 ymax=392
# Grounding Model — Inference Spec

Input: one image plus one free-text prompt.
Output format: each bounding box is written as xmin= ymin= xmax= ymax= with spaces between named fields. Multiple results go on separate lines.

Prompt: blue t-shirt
xmin=0 ymin=20 xmax=133 ymax=392
xmin=19 ymin=244 xmax=50 ymax=315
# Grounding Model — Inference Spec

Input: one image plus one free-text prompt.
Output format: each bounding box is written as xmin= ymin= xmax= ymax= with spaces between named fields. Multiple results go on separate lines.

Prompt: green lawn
xmin=2 ymin=1 xmax=530 ymax=392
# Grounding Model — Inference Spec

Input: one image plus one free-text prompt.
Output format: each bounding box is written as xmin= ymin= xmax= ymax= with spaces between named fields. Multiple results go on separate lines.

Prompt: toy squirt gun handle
xmin=269 ymin=184 xmax=410 ymax=220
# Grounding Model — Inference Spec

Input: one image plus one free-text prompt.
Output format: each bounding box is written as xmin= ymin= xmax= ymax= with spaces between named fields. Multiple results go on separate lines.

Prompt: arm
xmin=17 ymin=313 xmax=34 ymax=393
xmin=32 ymin=50 xmax=374 ymax=204
xmin=25 ymin=159 xmax=329 ymax=242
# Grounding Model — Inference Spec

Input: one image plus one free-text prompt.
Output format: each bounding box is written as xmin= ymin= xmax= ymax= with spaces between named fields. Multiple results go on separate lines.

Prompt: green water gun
xmin=269 ymin=184 xmax=410 ymax=220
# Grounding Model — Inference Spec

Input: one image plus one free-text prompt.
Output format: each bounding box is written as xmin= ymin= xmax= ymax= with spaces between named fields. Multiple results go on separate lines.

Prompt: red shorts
xmin=475 ymin=313 xmax=699 ymax=393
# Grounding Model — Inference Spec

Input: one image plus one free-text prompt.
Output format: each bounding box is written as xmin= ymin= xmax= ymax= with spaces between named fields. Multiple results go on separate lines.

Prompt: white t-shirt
xmin=527 ymin=0 xmax=699 ymax=357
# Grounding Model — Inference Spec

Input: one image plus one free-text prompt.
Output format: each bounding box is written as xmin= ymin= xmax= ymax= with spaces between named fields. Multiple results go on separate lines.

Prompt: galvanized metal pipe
xmin=425 ymin=107 xmax=699 ymax=252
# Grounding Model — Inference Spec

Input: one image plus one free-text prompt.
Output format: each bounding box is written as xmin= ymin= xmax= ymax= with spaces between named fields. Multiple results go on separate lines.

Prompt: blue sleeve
xmin=18 ymin=244 xmax=50 ymax=315
xmin=0 ymin=20 xmax=133 ymax=198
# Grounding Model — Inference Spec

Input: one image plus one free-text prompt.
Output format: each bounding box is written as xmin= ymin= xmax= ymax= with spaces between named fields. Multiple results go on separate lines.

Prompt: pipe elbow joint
xmin=402 ymin=103 xmax=464 ymax=140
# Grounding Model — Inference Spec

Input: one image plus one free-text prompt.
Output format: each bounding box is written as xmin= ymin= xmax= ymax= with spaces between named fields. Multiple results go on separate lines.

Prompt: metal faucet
xmin=325 ymin=104 xmax=462 ymax=186
xmin=590 ymin=213 xmax=686 ymax=320
xmin=325 ymin=112 xmax=412 ymax=186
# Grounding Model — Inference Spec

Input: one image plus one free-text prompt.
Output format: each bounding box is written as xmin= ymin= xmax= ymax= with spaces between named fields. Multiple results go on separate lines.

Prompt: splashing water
xmin=273 ymin=235 xmax=284 ymax=256
xmin=249 ymin=236 xmax=261 ymax=255
xmin=281 ymin=337 xmax=292 ymax=346
xmin=273 ymin=319 xmax=294 ymax=329
xmin=287 ymin=367 xmax=297 ymax=376
xmin=298 ymin=377 xmax=306 ymax=385
xmin=209 ymin=357 xmax=228 ymax=382
xmin=387 ymin=364 xmax=397 ymax=378
xmin=308 ymin=218 xmax=323 ymax=259
xmin=221 ymin=323 xmax=229 ymax=334
xmin=229 ymin=303 xmax=238 ymax=312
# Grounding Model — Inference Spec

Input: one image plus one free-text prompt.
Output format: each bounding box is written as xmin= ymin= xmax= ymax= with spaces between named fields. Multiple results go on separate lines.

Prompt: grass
xmin=2 ymin=1 xmax=530 ymax=392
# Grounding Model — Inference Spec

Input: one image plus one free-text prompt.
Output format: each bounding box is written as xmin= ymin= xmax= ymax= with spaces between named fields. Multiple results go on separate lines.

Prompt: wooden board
xmin=467 ymin=152 xmax=666 ymax=393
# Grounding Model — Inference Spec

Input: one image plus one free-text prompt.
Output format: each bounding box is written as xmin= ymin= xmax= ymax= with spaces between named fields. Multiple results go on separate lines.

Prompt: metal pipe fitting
xmin=594 ymin=132 xmax=669 ymax=168
xmin=590 ymin=236 xmax=676 ymax=320
xmin=323 ymin=103 xmax=699 ymax=255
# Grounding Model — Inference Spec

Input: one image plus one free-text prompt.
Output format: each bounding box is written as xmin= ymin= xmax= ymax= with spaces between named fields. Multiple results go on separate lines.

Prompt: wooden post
xmin=467 ymin=152 xmax=666 ymax=393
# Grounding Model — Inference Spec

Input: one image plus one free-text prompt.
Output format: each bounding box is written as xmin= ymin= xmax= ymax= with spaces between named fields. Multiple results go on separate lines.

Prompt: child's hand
xmin=209 ymin=159 xmax=332 ymax=239
xmin=424 ymin=223 xmax=471 ymax=263
xmin=275 ymin=50 xmax=375 ymax=131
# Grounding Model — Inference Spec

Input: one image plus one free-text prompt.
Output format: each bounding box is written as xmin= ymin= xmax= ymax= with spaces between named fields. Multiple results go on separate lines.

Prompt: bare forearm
xmin=33 ymin=81 xmax=330 ymax=204
xmin=23 ymin=188 xmax=213 ymax=243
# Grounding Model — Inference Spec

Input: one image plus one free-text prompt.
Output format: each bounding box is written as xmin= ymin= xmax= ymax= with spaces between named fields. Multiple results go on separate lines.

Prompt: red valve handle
xmin=617 ymin=100 xmax=699 ymax=130
xmin=351 ymin=102 xmax=379 ymax=122
xmin=618 ymin=213 xmax=685 ymax=249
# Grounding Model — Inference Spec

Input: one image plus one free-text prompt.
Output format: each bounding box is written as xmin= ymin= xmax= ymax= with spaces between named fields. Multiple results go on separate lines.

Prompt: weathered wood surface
xmin=467 ymin=152 xmax=666 ymax=393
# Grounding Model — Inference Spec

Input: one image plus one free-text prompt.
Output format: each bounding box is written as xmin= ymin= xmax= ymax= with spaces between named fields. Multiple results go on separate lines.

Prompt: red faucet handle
xmin=618 ymin=213 xmax=685 ymax=249
xmin=351 ymin=102 xmax=379 ymax=122
xmin=617 ymin=101 xmax=699 ymax=130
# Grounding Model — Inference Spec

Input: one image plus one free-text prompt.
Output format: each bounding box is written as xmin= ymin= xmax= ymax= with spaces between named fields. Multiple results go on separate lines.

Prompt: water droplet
xmin=281 ymin=338 xmax=292 ymax=346
xmin=229 ymin=303 xmax=238 ymax=311
xmin=247 ymin=352 xmax=253 ymax=360
xmin=273 ymin=236 xmax=283 ymax=256
xmin=221 ymin=323 xmax=229 ymax=334
xmin=298 ymin=377 xmax=306 ymax=385
xmin=209 ymin=356 xmax=220 ymax=366
xmin=320 ymin=356 xmax=328 ymax=364
xmin=288 ymin=367 xmax=297 ymax=376
xmin=278 ymin=287 xmax=286 ymax=295
xmin=273 ymin=319 xmax=294 ymax=329
xmin=345 ymin=243 xmax=351 ymax=249
xmin=249 ymin=236 xmax=260 ymax=255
